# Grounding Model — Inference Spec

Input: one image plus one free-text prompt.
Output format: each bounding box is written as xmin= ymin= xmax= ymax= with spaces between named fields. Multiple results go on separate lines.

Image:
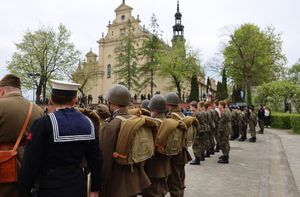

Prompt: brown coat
xmin=101 ymin=107 xmax=151 ymax=197
xmin=0 ymin=93 xmax=43 ymax=197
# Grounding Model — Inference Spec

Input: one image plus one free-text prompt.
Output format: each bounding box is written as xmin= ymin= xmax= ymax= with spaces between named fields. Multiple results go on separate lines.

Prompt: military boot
xmin=205 ymin=151 xmax=210 ymax=158
xmin=215 ymin=145 xmax=220 ymax=152
xmin=200 ymin=153 xmax=205 ymax=161
xmin=238 ymin=137 xmax=246 ymax=141
xmin=190 ymin=156 xmax=201 ymax=165
xmin=249 ymin=137 xmax=256 ymax=143
xmin=210 ymin=148 xmax=215 ymax=155
xmin=217 ymin=155 xmax=229 ymax=164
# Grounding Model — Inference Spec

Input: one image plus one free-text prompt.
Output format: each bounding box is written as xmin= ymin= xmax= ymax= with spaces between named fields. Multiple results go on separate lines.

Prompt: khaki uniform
xmin=231 ymin=109 xmax=239 ymax=138
xmin=209 ymin=109 xmax=216 ymax=151
xmin=167 ymin=108 xmax=192 ymax=197
xmin=0 ymin=93 xmax=43 ymax=197
xmin=249 ymin=111 xmax=257 ymax=138
xmin=203 ymin=111 xmax=211 ymax=153
xmin=238 ymin=111 xmax=247 ymax=139
xmin=142 ymin=113 xmax=171 ymax=197
xmin=214 ymin=108 xmax=221 ymax=148
xmin=101 ymin=107 xmax=151 ymax=197
xmin=218 ymin=108 xmax=231 ymax=157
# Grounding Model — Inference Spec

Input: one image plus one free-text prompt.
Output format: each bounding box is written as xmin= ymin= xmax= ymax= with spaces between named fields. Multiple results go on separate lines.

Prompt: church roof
xmin=114 ymin=2 xmax=133 ymax=13
xmin=86 ymin=49 xmax=97 ymax=57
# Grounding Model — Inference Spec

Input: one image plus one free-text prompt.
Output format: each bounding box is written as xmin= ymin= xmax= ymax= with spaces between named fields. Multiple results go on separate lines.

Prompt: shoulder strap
xmin=115 ymin=115 xmax=128 ymax=121
xmin=171 ymin=112 xmax=183 ymax=120
xmin=13 ymin=102 xmax=33 ymax=151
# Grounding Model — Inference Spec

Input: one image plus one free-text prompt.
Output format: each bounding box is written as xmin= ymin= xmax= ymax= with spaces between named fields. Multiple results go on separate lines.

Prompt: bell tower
xmin=172 ymin=0 xmax=184 ymax=42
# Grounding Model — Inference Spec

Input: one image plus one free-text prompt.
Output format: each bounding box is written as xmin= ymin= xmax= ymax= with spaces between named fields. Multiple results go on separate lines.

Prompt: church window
xmin=107 ymin=64 xmax=112 ymax=79
xmin=121 ymin=15 xmax=125 ymax=21
xmin=112 ymin=31 xmax=114 ymax=36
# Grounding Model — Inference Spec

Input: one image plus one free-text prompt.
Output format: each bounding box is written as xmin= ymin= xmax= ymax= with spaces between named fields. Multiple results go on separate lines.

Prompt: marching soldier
xmin=18 ymin=80 xmax=102 ymax=197
xmin=230 ymin=106 xmax=239 ymax=140
xmin=101 ymin=85 xmax=151 ymax=197
xmin=207 ymin=102 xmax=216 ymax=155
xmin=142 ymin=95 xmax=171 ymax=197
xmin=0 ymin=74 xmax=43 ymax=197
xmin=238 ymin=106 xmax=247 ymax=141
xmin=197 ymin=101 xmax=209 ymax=160
xmin=164 ymin=92 xmax=192 ymax=197
xmin=213 ymin=100 xmax=221 ymax=152
xmin=217 ymin=101 xmax=231 ymax=164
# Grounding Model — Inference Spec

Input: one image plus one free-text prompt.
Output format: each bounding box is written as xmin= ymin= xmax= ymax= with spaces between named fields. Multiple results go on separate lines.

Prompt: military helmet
xmin=105 ymin=84 xmax=131 ymax=106
xmin=164 ymin=92 xmax=180 ymax=105
xmin=148 ymin=95 xmax=167 ymax=113
xmin=140 ymin=99 xmax=150 ymax=110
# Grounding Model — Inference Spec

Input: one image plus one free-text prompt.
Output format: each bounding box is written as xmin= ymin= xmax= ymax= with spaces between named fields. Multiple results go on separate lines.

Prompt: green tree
xmin=223 ymin=23 xmax=286 ymax=105
xmin=114 ymin=21 xmax=139 ymax=91
xmin=221 ymin=68 xmax=229 ymax=99
xmin=189 ymin=75 xmax=199 ymax=102
xmin=7 ymin=24 xmax=80 ymax=103
xmin=158 ymin=40 xmax=201 ymax=100
xmin=139 ymin=14 xmax=164 ymax=96
xmin=288 ymin=60 xmax=300 ymax=84
xmin=216 ymin=81 xmax=223 ymax=100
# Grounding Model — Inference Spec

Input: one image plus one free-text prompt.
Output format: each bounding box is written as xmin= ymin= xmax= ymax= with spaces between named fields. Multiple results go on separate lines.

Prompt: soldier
xmin=197 ymin=101 xmax=209 ymax=160
xmin=238 ymin=106 xmax=247 ymax=141
xmin=18 ymin=80 xmax=102 ymax=197
xmin=248 ymin=105 xmax=257 ymax=143
xmin=202 ymin=102 xmax=211 ymax=158
xmin=230 ymin=106 xmax=239 ymax=140
xmin=257 ymin=104 xmax=265 ymax=134
xmin=164 ymin=92 xmax=192 ymax=197
xmin=213 ymin=100 xmax=221 ymax=152
xmin=0 ymin=74 xmax=43 ymax=197
xmin=142 ymin=95 xmax=171 ymax=197
xmin=189 ymin=101 xmax=201 ymax=165
xmin=217 ymin=101 xmax=231 ymax=164
xmin=140 ymin=99 xmax=151 ymax=116
xmin=95 ymin=104 xmax=110 ymax=142
xmin=101 ymin=85 xmax=151 ymax=197
xmin=206 ymin=102 xmax=216 ymax=155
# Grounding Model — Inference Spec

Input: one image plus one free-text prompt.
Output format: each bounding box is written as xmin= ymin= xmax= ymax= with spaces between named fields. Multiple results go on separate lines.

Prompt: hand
xmin=89 ymin=192 xmax=99 ymax=197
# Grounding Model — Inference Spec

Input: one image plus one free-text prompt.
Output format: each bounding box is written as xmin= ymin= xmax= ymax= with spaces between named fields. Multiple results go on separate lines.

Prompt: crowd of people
xmin=0 ymin=73 xmax=270 ymax=197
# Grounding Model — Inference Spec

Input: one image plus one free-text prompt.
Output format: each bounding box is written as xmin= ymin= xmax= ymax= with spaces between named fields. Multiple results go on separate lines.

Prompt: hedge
xmin=270 ymin=112 xmax=300 ymax=134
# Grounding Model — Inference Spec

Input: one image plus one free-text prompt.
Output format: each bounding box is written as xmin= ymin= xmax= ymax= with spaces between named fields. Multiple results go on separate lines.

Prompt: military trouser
xmin=231 ymin=124 xmax=239 ymax=138
xmin=168 ymin=163 xmax=185 ymax=197
xmin=258 ymin=119 xmax=264 ymax=133
xmin=219 ymin=130 xmax=230 ymax=156
xmin=203 ymin=132 xmax=211 ymax=152
xmin=209 ymin=128 xmax=215 ymax=150
xmin=239 ymin=125 xmax=247 ymax=139
xmin=142 ymin=177 xmax=168 ymax=197
xmin=214 ymin=127 xmax=220 ymax=147
xmin=249 ymin=124 xmax=256 ymax=138
xmin=192 ymin=136 xmax=203 ymax=157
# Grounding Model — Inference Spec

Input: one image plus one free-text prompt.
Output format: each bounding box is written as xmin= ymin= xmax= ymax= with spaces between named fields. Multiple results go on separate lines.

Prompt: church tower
xmin=172 ymin=0 xmax=185 ymax=42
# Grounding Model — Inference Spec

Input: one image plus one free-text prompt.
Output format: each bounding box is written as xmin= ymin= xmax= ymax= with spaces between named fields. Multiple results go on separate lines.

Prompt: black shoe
xmin=219 ymin=155 xmax=225 ymax=160
xmin=218 ymin=156 xmax=229 ymax=164
xmin=249 ymin=137 xmax=256 ymax=143
xmin=205 ymin=151 xmax=210 ymax=158
xmin=200 ymin=153 xmax=205 ymax=161
xmin=215 ymin=145 xmax=220 ymax=152
xmin=190 ymin=157 xmax=201 ymax=165
xmin=238 ymin=137 xmax=246 ymax=142
xmin=210 ymin=148 xmax=215 ymax=155
xmin=229 ymin=137 xmax=236 ymax=141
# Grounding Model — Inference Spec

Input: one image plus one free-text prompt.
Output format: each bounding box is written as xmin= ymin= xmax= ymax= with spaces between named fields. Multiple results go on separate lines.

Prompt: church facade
xmin=78 ymin=1 xmax=216 ymax=102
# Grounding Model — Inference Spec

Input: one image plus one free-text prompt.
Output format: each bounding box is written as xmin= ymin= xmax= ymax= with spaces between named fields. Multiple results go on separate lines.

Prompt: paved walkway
xmin=182 ymin=128 xmax=300 ymax=197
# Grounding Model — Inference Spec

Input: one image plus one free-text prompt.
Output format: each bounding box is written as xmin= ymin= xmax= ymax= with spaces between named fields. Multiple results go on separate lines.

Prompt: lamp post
xmin=28 ymin=73 xmax=40 ymax=103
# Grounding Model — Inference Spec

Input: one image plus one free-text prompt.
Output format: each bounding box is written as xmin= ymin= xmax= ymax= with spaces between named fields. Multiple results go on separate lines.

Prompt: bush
xmin=270 ymin=112 xmax=300 ymax=134
xmin=270 ymin=113 xmax=292 ymax=129
xmin=291 ymin=116 xmax=300 ymax=134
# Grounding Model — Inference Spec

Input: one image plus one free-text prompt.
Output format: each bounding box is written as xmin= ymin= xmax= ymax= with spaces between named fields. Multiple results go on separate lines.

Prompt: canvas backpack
xmin=113 ymin=115 xmax=158 ymax=165
xmin=155 ymin=117 xmax=187 ymax=156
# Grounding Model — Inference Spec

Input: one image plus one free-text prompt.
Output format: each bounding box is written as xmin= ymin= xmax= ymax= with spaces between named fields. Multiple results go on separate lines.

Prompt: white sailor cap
xmin=50 ymin=79 xmax=80 ymax=97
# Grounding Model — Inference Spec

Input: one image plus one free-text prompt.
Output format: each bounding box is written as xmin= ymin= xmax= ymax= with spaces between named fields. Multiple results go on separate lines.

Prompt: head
xmin=204 ymin=101 xmax=211 ymax=110
xmin=105 ymin=84 xmax=131 ymax=113
xmin=50 ymin=80 xmax=80 ymax=107
xmin=213 ymin=100 xmax=219 ymax=108
xmin=219 ymin=101 xmax=226 ymax=110
xmin=140 ymin=99 xmax=150 ymax=110
xmin=198 ymin=101 xmax=205 ymax=111
xmin=96 ymin=104 xmax=110 ymax=119
xmin=0 ymin=74 xmax=21 ymax=97
xmin=148 ymin=95 xmax=167 ymax=116
xmin=189 ymin=101 xmax=198 ymax=112
xmin=164 ymin=92 xmax=180 ymax=111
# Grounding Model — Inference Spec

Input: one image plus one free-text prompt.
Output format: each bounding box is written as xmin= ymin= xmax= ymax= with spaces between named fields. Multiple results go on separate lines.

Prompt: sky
xmin=1 ymin=0 xmax=300 ymax=81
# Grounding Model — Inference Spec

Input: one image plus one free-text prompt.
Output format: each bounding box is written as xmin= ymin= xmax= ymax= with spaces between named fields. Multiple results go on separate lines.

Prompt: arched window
xmin=107 ymin=64 xmax=112 ymax=79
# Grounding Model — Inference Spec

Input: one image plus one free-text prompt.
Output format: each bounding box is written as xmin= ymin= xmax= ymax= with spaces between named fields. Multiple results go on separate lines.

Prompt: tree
xmin=114 ymin=21 xmax=140 ymax=91
xmin=158 ymin=40 xmax=201 ymax=100
xmin=288 ymin=60 xmax=300 ymax=84
xmin=7 ymin=24 xmax=80 ymax=103
xmin=139 ymin=14 xmax=164 ymax=96
xmin=188 ymin=75 xmax=199 ymax=102
xmin=221 ymin=68 xmax=229 ymax=99
xmin=216 ymin=81 xmax=223 ymax=100
xmin=223 ymin=23 xmax=286 ymax=105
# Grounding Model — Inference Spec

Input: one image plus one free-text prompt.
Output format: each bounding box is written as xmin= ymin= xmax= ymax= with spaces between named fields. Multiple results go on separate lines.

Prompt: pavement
xmin=181 ymin=128 xmax=300 ymax=197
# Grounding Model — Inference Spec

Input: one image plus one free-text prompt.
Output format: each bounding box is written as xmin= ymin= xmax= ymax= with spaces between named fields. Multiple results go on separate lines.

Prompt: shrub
xmin=271 ymin=112 xmax=300 ymax=134
xmin=291 ymin=116 xmax=300 ymax=134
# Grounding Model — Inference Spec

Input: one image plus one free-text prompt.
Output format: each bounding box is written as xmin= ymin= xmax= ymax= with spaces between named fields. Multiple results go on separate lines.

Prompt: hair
xmin=198 ymin=101 xmax=205 ymax=108
xmin=190 ymin=101 xmax=198 ymax=108
xmin=213 ymin=99 xmax=219 ymax=106
xmin=51 ymin=94 xmax=75 ymax=105
xmin=2 ymin=86 xmax=21 ymax=93
xmin=220 ymin=101 xmax=226 ymax=108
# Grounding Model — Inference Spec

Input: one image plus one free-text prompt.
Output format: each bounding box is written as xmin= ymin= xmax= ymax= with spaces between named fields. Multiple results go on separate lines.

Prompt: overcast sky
xmin=1 ymin=0 xmax=299 ymax=80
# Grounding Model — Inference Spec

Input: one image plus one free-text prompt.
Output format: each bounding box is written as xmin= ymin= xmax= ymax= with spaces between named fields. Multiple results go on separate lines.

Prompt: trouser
xmin=214 ymin=127 xmax=220 ymax=147
xmin=219 ymin=131 xmax=230 ymax=156
xmin=142 ymin=177 xmax=169 ymax=197
xmin=231 ymin=124 xmax=239 ymax=138
xmin=258 ymin=119 xmax=264 ymax=132
xmin=203 ymin=132 xmax=211 ymax=152
xmin=168 ymin=163 xmax=185 ymax=197
xmin=209 ymin=129 xmax=215 ymax=150
xmin=239 ymin=125 xmax=247 ymax=138
xmin=249 ymin=124 xmax=256 ymax=138
xmin=192 ymin=137 xmax=202 ymax=157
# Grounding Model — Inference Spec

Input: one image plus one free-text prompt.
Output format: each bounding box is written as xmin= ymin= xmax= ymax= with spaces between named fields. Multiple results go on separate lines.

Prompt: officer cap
xmin=141 ymin=99 xmax=150 ymax=110
xmin=148 ymin=95 xmax=167 ymax=113
xmin=105 ymin=84 xmax=131 ymax=106
xmin=0 ymin=74 xmax=21 ymax=89
xmin=50 ymin=79 xmax=80 ymax=97
xmin=164 ymin=92 xmax=180 ymax=105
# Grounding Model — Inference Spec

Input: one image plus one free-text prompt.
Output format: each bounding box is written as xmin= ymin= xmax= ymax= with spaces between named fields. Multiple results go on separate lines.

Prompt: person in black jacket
xmin=257 ymin=104 xmax=265 ymax=134
xmin=18 ymin=80 xmax=102 ymax=197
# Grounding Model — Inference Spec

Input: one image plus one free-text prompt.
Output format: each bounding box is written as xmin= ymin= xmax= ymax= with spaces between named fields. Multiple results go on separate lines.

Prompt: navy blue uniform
xmin=18 ymin=108 xmax=102 ymax=197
